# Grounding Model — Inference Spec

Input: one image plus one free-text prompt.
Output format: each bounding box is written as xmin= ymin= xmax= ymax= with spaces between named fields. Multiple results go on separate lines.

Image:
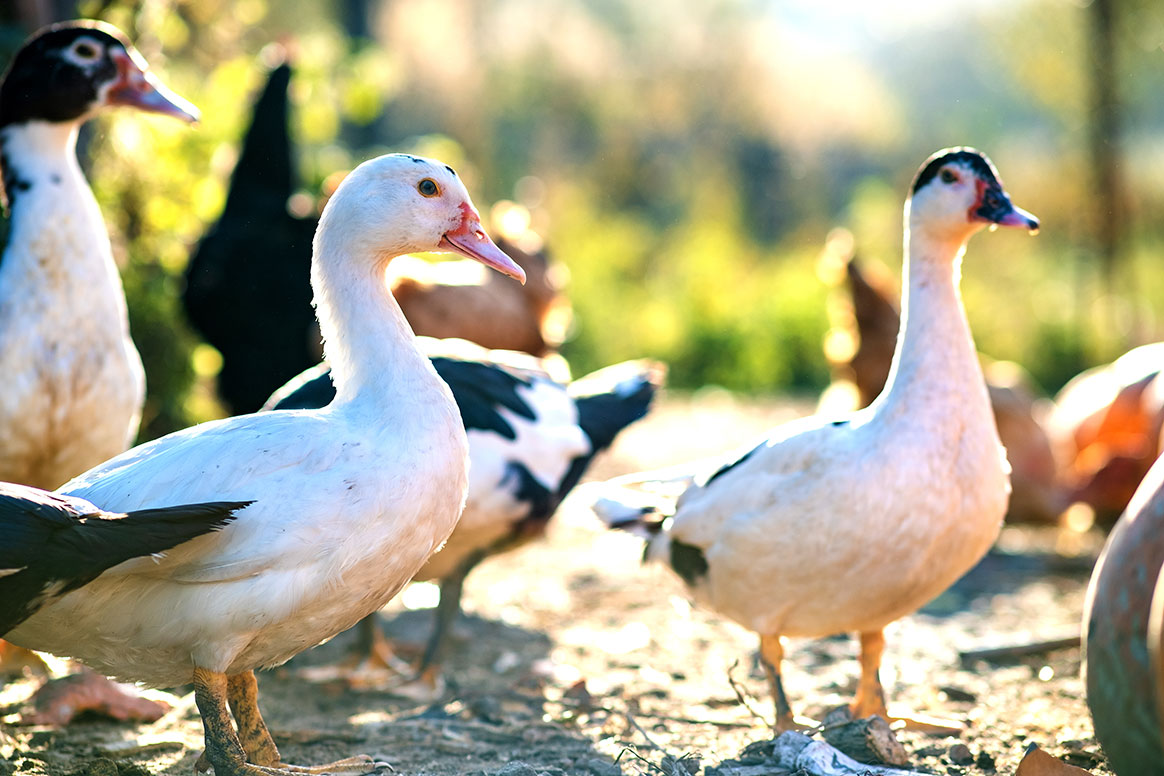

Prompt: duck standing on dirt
xmin=266 ymin=341 xmax=663 ymax=680
xmin=6 ymin=154 xmax=526 ymax=776
xmin=0 ymin=19 xmax=198 ymax=710
xmin=589 ymin=147 xmax=1038 ymax=730
xmin=0 ymin=21 xmax=198 ymax=490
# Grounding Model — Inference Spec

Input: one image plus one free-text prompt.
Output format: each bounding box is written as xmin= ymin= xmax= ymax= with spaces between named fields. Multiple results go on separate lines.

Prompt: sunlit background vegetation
xmin=2 ymin=0 xmax=1163 ymax=439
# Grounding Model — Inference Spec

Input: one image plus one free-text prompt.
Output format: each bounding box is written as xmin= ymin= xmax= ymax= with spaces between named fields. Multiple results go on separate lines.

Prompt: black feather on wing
xmin=266 ymin=356 xmax=540 ymax=441
xmin=261 ymin=363 xmax=336 ymax=412
xmin=431 ymin=356 xmax=536 ymax=439
xmin=571 ymin=367 xmax=660 ymax=451
xmin=0 ymin=482 xmax=249 ymax=635
xmin=528 ymin=361 xmax=664 ymax=518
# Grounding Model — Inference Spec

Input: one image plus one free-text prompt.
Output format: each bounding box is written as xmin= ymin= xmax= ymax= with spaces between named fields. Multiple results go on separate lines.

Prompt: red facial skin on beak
xmin=969 ymin=178 xmax=1040 ymax=233
xmin=104 ymin=50 xmax=199 ymax=123
xmin=438 ymin=203 xmax=527 ymax=284
xmin=970 ymin=179 xmax=987 ymax=219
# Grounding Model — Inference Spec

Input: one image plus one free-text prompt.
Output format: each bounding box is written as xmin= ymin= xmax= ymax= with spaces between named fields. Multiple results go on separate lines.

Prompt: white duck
xmin=591 ymin=147 xmax=1038 ymax=730
xmin=0 ymin=21 xmax=198 ymax=490
xmin=7 ymin=153 xmax=525 ymax=775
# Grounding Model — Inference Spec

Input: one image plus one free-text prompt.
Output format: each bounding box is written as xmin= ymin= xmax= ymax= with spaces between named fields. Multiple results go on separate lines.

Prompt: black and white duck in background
xmin=265 ymin=339 xmax=663 ymax=683
xmin=6 ymin=153 xmax=525 ymax=776
xmin=588 ymin=148 xmax=1038 ymax=731
xmin=0 ymin=20 xmax=198 ymax=491
xmin=0 ymin=18 xmax=198 ymax=711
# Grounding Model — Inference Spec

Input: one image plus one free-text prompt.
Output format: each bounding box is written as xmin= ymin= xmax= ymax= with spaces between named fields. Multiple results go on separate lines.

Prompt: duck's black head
xmin=0 ymin=20 xmax=197 ymax=131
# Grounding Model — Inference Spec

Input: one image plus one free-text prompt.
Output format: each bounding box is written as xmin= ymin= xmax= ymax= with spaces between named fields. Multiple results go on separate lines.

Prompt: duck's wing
xmin=591 ymin=411 xmax=859 ymax=546
xmin=431 ymin=353 xmax=544 ymax=437
xmin=56 ymin=410 xmax=350 ymax=583
xmin=0 ymin=482 xmax=245 ymax=634
xmin=64 ymin=410 xmax=336 ymax=503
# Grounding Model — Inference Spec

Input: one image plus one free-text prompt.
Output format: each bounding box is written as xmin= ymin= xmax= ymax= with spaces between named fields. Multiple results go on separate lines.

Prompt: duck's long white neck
xmin=310 ymin=212 xmax=436 ymax=409
xmin=0 ymin=121 xmax=127 ymax=312
xmin=874 ymin=205 xmax=990 ymax=419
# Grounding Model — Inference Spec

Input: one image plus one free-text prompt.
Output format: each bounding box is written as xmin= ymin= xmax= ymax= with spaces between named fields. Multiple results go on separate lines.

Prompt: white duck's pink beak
xmin=105 ymin=49 xmax=200 ymax=124
xmin=439 ymin=205 xmax=526 ymax=284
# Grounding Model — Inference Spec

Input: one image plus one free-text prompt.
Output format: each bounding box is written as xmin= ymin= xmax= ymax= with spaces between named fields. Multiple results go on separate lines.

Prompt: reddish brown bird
xmin=1047 ymin=343 xmax=1164 ymax=526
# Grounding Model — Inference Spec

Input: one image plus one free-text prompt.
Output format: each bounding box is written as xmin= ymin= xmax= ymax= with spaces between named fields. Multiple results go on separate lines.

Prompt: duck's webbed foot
xmin=194 ymin=668 xmax=389 ymax=776
xmin=18 ymin=669 xmax=168 ymax=726
xmin=849 ymin=630 xmax=964 ymax=735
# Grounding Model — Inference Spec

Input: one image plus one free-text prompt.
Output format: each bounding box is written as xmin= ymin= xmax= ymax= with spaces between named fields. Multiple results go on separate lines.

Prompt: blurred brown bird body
xmin=388 ymin=236 xmax=571 ymax=359
xmin=1048 ymin=342 xmax=1164 ymax=525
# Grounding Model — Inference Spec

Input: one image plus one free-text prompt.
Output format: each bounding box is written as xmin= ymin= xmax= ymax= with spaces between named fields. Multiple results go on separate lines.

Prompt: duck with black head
xmin=589 ymin=147 xmax=1039 ymax=732
xmin=0 ymin=20 xmax=197 ymax=492
xmin=0 ymin=18 xmax=198 ymax=707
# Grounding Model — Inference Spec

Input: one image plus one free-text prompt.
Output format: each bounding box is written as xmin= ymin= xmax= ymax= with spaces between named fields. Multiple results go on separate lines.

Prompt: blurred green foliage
xmin=5 ymin=0 xmax=1164 ymax=438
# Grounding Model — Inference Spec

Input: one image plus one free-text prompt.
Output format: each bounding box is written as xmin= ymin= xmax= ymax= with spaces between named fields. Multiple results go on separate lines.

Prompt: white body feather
xmin=622 ymin=181 xmax=1012 ymax=641
xmin=7 ymin=156 xmax=480 ymax=687
xmin=0 ymin=122 xmax=144 ymax=489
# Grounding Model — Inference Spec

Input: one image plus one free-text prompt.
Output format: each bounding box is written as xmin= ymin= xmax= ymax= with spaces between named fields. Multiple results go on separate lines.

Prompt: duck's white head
xmin=906 ymin=147 xmax=1039 ymax=246
xmin=320 ymin=153 xmax=526 ymax=284
xmin=0 ymin=20 xmax=198 ymax=131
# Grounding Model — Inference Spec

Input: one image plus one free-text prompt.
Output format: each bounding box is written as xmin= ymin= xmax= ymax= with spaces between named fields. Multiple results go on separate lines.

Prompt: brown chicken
xmin=387 ymin=203 xmax=572 ymax=361
xmin=819 ymin=230 xmax=1066 ymax=524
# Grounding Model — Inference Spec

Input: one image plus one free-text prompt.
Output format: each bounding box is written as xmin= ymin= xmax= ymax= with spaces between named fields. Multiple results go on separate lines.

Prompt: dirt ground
xmin=1 ymin=392 xmax=1111 ymax=776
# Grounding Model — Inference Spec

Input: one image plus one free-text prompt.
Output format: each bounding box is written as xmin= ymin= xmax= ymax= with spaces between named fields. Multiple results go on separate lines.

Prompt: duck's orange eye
xmin=940 ymin=169 xmax=957 ymax=184
xmin=417 ymin=178 xmax=440 ymax=197
xmin=72 ymin=41 xmax=100 ymax=60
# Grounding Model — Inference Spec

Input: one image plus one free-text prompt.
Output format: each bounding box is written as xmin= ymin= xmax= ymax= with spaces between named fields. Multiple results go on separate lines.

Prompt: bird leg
xmin=194 ymin=667 xmax=266 ymax=776
xmin=351 ymin=616 xmax=409 ymax=673
xmin=850 ymin=629 xmax=888 ymax=719
xmin=194 ymin=667 xmax=384 ymax=776
xmin=417 ymin=548 xmax=487 ymax=680
xmin=849 ymin=630 xmax=964 ymax=734
xmin=226 ymin=671 xmax=281 ymax=767
xmin=759 ymin=634 xmax=801 ymax=732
